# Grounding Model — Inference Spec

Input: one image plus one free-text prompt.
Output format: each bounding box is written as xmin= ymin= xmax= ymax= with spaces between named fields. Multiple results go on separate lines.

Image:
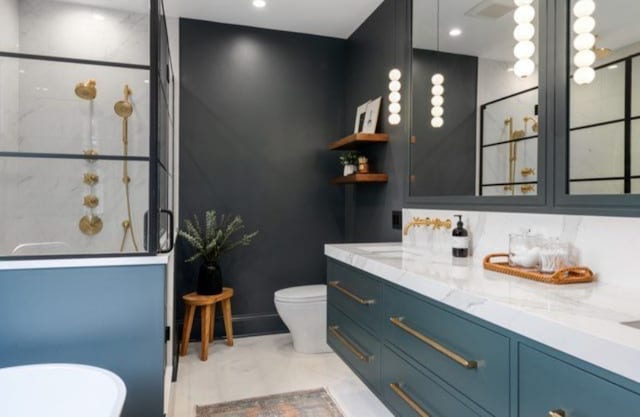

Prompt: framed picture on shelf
xmin=362 ymin=97 xmax=381 ymax=133
xmin=354 ymin=101 xmax=370 ymax=133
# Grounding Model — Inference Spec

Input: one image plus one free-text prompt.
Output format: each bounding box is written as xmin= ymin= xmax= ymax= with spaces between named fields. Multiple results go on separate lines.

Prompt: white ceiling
xmin=54 ymin=0 xmax=384 ymax=39
xmin=413 ymin=0 xmax=640 ymax=62
xmin=162 ymin=0 xmax=384 ymax=39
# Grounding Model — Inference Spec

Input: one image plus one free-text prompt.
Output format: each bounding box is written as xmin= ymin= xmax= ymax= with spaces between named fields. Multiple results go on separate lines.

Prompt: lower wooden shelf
xmin=331 ymin=173 xmax=388 ymax=185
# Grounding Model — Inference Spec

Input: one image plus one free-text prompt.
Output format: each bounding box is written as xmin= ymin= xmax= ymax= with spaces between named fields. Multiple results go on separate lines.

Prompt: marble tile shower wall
xmin=0 ymin=0 xmax=151 ymax=255
xmin=403 ymin=208 xmax=640 ymax=288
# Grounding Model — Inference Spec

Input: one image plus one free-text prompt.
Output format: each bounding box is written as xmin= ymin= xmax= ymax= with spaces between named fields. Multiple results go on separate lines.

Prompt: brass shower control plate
xmin=83 ymin=172 xmax=99 ymax=185
xmin=83 ymin=195 xmax=99 ymax=208
xmin=79 ymin=215 xmax=103 ymax=236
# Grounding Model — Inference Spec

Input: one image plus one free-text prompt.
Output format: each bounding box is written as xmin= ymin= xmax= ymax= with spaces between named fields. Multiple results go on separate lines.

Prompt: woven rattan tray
xmin=483 ymin=253 xmax=594 ymax=285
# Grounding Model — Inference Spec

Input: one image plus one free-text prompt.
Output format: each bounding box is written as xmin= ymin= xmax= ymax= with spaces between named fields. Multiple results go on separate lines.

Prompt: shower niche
xmin=0 ymin=0 xmax=174 ymax=257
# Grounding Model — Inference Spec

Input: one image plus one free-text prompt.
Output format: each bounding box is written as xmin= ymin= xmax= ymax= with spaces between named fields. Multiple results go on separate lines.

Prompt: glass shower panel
xmin=570 ymin=180 xmax=624 ymax=195
xmin=632 ymin=120 xmax=640 ymax=176
xmin=569 ymin=123 xmax=625 ymax=180
xmin=0 ymin=57 xmax=150 ymax=157
xmin=570 ymin=62 xmax=626 ymax=129
xmin=0 ymin=157 xmax=149 ymax=256
xmin=1 ymin=0 xmax=150 ymax=66
xmin=482 ymin=90 xmax=538 ymax=146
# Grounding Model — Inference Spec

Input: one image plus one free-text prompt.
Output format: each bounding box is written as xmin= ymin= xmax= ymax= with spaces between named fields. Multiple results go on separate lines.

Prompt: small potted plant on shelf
xmin=339 ymin=151 xmax=359 ymax=176
xmin=179 ymin=210 xmax=258 ymax=295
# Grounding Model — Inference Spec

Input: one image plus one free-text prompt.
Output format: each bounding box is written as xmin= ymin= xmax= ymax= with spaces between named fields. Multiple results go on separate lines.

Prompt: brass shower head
xmin=114 ymin=85 xmax=133 ymax=118
xmin=75 ymin=79 xmax=97 ymax=100
xmin=524 ymin=116 xmax=539 ymax=134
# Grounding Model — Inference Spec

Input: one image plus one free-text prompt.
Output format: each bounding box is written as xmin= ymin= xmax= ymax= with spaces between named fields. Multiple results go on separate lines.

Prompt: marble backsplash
xmin=403 ymin=208 xmax=640 ymax=288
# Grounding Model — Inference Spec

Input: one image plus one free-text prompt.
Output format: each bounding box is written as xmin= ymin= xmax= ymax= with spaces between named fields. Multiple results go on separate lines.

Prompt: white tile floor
xmin=168 ymin=333 xmax=393 ymax=417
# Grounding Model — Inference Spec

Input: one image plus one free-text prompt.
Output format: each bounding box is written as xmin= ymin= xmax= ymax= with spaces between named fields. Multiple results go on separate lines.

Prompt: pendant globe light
xmin=388 ymin=0 xmax=402 ymax=125
xmin=572 ymin=0 xmax=597 ymax=85
xmin=513 ymin=0 xmax=536 ymax=78
xmin=430 ymin=0 xmax=444 ymax=128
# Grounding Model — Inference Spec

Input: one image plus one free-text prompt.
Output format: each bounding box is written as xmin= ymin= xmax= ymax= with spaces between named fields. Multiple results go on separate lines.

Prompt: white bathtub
xmin=0 ymin=364 xmax=126 ymax=417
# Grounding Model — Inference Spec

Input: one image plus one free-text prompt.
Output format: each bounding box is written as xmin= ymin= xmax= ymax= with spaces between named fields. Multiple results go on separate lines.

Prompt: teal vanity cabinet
xmin=327 ymin=258 xmax=640 ymax=417
xmin=518 ymin=345 xmax=640 ymax=417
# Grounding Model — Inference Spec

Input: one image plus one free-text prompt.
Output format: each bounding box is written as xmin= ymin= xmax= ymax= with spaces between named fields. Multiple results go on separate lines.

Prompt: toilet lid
xmin=274 ymin=285 xmax=327 ymax=303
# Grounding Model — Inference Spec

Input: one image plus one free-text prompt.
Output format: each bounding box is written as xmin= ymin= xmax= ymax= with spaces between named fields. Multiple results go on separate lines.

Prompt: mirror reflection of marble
xmin=410 ymin=0 xmax=541 ymax=197
xmin=567 ymin=0 xmax=640 ymax=195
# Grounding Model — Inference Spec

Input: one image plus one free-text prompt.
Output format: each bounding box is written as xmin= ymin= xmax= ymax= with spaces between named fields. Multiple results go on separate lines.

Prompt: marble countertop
xmin=325 ymin=242 xmax=640 ymax=384
xmin=0 ymin=255 xmax=170 ymax=271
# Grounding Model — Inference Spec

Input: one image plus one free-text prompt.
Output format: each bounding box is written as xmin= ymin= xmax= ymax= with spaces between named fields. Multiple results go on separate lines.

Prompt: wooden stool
xmin=180 ymin=288 xmax=234 ymax=361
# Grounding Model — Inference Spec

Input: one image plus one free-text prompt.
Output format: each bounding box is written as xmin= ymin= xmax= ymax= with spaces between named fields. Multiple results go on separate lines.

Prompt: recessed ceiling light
xmin=144 ymin=79 xmax=149 ymax=84
xmin=507 ymin=67 xmax=514 ymax=72
xmin=252 ymin=0 xmax=266 ymax=8
xmin=92 ymin=13 xmax=104 ymax=21
xmin=607 ymin=64 xmax=618 ymax=70
xmin=449 ymin=28 xmax=462 ymax=37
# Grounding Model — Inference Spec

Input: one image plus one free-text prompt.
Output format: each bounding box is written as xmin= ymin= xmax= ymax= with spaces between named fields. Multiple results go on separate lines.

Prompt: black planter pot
xmin=197 ymin=262 xmax=223 ymax=295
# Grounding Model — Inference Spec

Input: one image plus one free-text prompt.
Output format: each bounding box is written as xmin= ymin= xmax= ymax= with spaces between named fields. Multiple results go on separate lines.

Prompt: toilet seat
xmin=274 ymin=285 xmax=326 ymax=303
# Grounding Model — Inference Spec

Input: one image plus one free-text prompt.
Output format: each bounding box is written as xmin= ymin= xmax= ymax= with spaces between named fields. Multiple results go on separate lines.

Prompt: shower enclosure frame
xmin=0 ymin=0 xmax=174 ymax=260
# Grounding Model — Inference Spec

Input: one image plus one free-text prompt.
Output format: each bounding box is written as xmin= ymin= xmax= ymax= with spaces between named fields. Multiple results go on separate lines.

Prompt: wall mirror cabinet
xmin=408 ymin=0 xmax=640 ymax=216
xmin=407 ymin=0 xmax=549 ymax=209
xmin=554 ymin=0 xmax=640 ymax=215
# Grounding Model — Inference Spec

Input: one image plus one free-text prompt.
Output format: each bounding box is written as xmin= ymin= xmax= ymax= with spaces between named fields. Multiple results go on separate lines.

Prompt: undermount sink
xmin=621 ymin=321 xmax=640 ymax=330
xmin=0 ymin=363 xmax=126 ymax=417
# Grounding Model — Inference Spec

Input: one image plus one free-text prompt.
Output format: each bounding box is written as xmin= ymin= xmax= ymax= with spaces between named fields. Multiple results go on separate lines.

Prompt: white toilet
xmin=274 ymin=284 xmax=333 ymax=353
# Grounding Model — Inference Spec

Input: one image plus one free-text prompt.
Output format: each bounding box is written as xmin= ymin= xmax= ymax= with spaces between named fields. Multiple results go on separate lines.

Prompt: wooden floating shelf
xmin=328 ymin=133 xmax=389 ymax=150
xmin=331 ymin=173 xmax=389 ymax=185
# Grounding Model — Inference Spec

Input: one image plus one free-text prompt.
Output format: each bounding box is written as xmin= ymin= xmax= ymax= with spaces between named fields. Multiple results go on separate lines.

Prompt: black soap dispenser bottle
xmin=452 ymin=215 xmax=469 ymax=258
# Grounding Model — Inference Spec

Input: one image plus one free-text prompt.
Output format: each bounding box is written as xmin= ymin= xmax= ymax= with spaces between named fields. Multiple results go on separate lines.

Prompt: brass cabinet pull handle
xmin=389 ymin=383 xmax=431 ymax=417
xmin=328 ymin=326 xmax=372 ymax=363
xmin=329 ymin=281 xmax=375 ymax=305
xmin=549 ymin=410 xmax=566 ymax=417
xmin=390 ymin=317 xmax=477 ymax=369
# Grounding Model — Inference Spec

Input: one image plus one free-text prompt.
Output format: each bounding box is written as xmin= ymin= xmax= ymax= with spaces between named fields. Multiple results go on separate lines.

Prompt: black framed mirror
xmin=554 ymin=0 xmax=640 ymax=216
xmin=406 ymin=0 xmax=551 ymax=211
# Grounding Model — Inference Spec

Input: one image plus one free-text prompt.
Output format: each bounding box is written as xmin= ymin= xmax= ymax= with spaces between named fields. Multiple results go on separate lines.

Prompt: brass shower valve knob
xmin=521 ymin=167 xmax=535 ymax=177
xmin=521 ymin=184 xmax=536 ymax=194
xmin=83 ymin=172 xmax=99 ymax=185
xmin=83 ymin=194 xmax=99 ymax=208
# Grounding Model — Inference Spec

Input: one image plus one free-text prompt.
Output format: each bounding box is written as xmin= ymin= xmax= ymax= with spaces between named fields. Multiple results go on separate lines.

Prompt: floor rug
xmin=196 ymin=388 xmax=345 ymax=417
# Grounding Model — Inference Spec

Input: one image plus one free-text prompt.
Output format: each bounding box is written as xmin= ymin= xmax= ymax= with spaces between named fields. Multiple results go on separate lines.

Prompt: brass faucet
xmin=403 ymin=217 xmax=452 ymax=236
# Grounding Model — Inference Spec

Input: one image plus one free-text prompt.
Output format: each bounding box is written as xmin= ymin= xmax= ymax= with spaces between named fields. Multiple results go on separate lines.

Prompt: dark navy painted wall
xmin=411 ymin=48 xmax=478 ymax=196
xmin=344 ymin=0 xmax=411 ymax=242
xmin=0 ymin=264 xmax=166 ymax=417
xmin=178 ymin=19 xmax=347 ymax=338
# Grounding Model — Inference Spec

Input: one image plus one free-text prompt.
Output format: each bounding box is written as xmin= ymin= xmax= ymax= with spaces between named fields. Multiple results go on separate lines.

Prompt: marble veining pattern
xmin=325 ymin=241 xmax=640 ymax=384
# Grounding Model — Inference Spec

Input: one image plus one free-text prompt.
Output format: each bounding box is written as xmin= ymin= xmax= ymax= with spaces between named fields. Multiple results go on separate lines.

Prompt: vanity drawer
xmin=384 ymin=285 xmax=510 ymax=417
xmin=518 ymin=344 xmax=640 ymax=417
xmin=327 ymin=260 xmax=383 ymax=334
xmin=327 ymin=304 xmax=381 ymax=393
xmin=382 ymin=345 xmax=483 ymax=417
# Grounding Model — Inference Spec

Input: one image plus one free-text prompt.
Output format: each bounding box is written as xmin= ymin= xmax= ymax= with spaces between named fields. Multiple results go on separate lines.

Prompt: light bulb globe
xmin=574 ymin=66 xmax=596 ymax=85
xmin=431 ymin=95 xmax=444 ymax=106
xmin=573 ymin=49 xmax=596 ymax=67
xmin=389 ymin=80 xmax=401 ymax=92
xmin=389 ymin=68 xmax=402 ymax=81
xmin=389 ymin=91 xmax=401 ymax=103
xmin=573 ymin=0 xmax=595 ymax=18
xmin=514 ymin=41 xmax=536 ymax=59
xmin=431 ymin=73 xmax=445 ymax=85
xmin=573 ymin=32 xmax=596 ymax=50
xmin=431 ymin=85 xmax=444 ymax=96
xmin=431 ymin=117 xmax=444 ymax=128
xmin=573 ymin=16 xmax=596 ymax=34
xmin=389 ymin=113 xmax=401 ymax=125
xmin=514 ymin=23 xmax=535 ymax=41
xmin=431 ymin=106 xmax=444 ymax=117
xmin=514 ymin=58 xmax=535 ymax=78
xmin=389 ymin=102 xmax=401 ymax=114
xmin=514 ymin=5 xmax=535 ymax=24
